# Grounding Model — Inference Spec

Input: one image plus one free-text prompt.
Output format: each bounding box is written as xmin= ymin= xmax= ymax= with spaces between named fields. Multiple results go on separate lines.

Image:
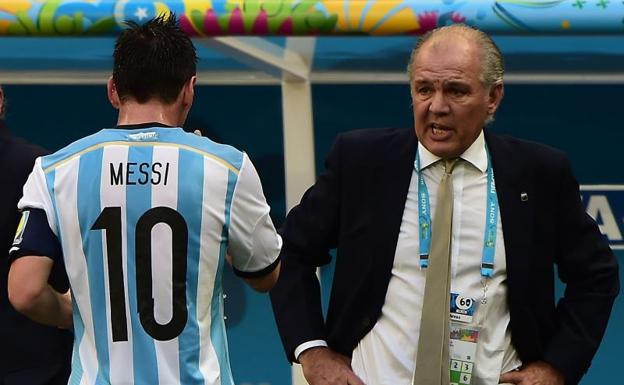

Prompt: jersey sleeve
xmin=227 ymin=153 xmax=282 ymax=278
xmin=16 ymin=157 xmax=58 ymax=235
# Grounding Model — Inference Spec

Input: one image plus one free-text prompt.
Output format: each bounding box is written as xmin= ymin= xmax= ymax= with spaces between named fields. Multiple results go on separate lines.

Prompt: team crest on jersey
xmin=13 ymin=210 xmax=30 ymax=246
xmin=127 ymin=131 xmax=158 ymax=141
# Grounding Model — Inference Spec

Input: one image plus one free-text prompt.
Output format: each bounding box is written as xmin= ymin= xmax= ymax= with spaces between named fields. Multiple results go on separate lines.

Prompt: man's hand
xmin=499 ymin=361 xmax=564 ymax=385
xmin=298 ymin=347 xmax=366 ymax=385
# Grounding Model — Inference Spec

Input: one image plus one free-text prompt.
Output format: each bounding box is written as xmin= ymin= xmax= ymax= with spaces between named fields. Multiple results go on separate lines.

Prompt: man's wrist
xmin=298 ymin=346 xmax=329 ymax=366
xmin=537 ymin=360 xmax=565 ymax=384
xmin=294 ymin=339 xmax=328 ymax=362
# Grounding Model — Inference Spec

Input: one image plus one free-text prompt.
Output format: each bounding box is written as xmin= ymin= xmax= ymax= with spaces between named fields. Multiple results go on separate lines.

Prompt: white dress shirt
xmin=347 ymin=131 xmax=522 ymax=384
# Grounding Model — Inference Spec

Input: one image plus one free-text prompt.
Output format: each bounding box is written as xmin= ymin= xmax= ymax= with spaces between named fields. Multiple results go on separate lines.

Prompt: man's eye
xmin=450 ymin=88 xmax=468 ymax=97
xmin=418 ymin=87 xmax=432 ymax=95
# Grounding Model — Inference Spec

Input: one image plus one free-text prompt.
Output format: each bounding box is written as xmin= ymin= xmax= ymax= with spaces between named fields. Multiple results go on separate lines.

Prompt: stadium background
xmin=1 ymin=1 xmax=623 ymax=384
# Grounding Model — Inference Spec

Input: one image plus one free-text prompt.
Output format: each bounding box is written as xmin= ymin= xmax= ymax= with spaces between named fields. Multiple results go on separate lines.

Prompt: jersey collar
xmin=115 ymin=122 xmax=176 ymax=130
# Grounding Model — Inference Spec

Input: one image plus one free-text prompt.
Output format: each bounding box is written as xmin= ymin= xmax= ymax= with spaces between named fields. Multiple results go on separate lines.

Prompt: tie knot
xmin=443 ymin=158 xmax=459 ymax=174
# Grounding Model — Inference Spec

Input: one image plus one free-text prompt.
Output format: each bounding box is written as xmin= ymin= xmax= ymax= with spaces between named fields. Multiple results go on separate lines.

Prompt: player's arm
xmin=8 ymin=207 xmax=71 ymax=328
xmin=228 ymin=154 xmax=282 ymax=292
xmin=225 ymin=254 xmax=280 ymax=292
xmin=8 ymin=256 xmax=72 ymax=329
xmin=243 ymin=260 xmax=281 ymax=292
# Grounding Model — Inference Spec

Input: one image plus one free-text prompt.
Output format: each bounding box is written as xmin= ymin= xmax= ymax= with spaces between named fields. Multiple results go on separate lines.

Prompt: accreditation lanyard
xmin=416 ymin=148 xmax=498 ymax=278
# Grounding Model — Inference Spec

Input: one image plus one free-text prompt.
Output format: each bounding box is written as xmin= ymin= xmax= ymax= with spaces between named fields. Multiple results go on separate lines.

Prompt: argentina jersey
xmin=13 ymin=124 xmax=282 ymax=385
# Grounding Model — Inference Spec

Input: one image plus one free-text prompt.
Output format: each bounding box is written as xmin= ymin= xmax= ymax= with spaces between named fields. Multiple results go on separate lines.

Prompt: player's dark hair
xmin=113 ymin=13 xmax=197 ymax=104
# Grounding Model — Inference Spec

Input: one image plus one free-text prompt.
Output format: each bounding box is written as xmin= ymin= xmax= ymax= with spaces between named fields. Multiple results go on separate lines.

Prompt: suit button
xmin=361 ymin=317 xmax=371 ymax=327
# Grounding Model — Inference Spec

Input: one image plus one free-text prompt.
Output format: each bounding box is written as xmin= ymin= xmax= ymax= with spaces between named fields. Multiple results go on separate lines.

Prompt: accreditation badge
xmin=449 ymin=293 xmax=479 ymax=385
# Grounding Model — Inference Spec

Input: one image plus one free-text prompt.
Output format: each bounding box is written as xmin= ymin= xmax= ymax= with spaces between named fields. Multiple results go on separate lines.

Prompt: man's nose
xmin=428 ymin=92 xmax=450 ymax=115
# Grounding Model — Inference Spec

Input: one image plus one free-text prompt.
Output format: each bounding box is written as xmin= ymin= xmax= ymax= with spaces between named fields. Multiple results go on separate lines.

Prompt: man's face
xmin=410 ymin=36 xmax=503 ymax=158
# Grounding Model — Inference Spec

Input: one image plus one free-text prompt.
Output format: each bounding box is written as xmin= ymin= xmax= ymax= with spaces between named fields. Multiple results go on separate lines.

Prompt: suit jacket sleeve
xmin=542 ymin=155 xmax=620 ymax=384
xmin=270 ymin=134 xmax=344 ymax=363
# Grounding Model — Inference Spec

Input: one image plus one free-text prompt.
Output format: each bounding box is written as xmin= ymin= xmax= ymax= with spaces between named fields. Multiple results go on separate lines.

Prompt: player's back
xmin=41 ymin=125 xmax=245 ymax=385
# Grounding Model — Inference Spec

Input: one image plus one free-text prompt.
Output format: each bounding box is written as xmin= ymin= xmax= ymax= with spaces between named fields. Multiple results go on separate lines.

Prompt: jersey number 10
xmin=92 ymin=206 xmax=188 ymax=342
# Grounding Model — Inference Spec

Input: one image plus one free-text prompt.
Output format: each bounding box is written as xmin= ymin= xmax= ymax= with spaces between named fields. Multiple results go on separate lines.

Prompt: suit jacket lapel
xmin=485 ymin=130 xmax=533 ymax=303
xmin=370 ymin=128 xmax=418 ymax=299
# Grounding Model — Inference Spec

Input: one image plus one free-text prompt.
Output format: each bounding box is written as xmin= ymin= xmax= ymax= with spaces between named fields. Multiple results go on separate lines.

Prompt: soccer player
xmin=7 ymin=14 xmax=281 ymax=385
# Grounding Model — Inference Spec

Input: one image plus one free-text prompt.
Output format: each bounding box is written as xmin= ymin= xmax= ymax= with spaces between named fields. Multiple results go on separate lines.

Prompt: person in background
xmin=0 ymin=85 xmax=72 ymax=384
xmin=270 ymin=24 xmax=619 ymax=385
xmin=7 ymin=14 xmax=281 ymax=385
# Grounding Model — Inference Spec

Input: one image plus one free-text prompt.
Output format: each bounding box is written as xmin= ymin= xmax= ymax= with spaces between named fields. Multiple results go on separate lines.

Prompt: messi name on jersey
xmin=109 ymin=162 xmax=170 ymax=186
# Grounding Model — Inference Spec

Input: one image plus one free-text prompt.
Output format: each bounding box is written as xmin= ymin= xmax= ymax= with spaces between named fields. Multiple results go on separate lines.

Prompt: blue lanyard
xmin=415 ymin=147 xmax=498 ymax=278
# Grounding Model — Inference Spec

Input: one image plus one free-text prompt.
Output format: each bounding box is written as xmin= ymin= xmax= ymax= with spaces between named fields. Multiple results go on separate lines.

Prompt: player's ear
xmin=182 ymin=76 xmax=196 ymax=107
xmin=107 ymin=76 xmax=120 ymax=110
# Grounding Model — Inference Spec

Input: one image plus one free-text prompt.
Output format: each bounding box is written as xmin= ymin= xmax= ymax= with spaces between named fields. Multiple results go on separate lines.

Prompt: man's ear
xmin=183 ymin=76 xmax=196 ymax=107
xmin=107 ymin=76 xmax=120 ymax=110
xmin=487 ymin=82 xmax=504 ymax=115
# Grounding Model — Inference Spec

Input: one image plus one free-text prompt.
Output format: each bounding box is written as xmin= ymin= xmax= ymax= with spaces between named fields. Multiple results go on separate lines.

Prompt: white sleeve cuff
xmin=294 ymin=340 xmax=329 ymax=362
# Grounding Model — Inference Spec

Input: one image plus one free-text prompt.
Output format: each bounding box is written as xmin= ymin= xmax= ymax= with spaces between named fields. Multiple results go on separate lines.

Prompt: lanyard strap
xmin=415 ymin=147 xmax=498 ymax=278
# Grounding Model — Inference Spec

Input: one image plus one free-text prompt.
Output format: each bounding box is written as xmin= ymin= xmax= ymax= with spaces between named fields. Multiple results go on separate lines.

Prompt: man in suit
xmin=0 ymin=86 xmax=72 ymax=384
xmin=270 ymin=25 xmax=619 ymax=385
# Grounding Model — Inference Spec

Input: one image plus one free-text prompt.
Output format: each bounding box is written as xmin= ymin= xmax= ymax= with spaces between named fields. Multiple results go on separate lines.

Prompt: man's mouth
xmin=430 ymin=123 xmax=452 ymax=137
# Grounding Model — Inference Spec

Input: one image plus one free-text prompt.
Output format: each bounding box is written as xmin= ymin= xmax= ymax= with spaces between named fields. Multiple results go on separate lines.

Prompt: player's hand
xmin=298 ymin=347 xmax=365 ymax=385
xmin=499 ymin=361 xmax=564 ymax=385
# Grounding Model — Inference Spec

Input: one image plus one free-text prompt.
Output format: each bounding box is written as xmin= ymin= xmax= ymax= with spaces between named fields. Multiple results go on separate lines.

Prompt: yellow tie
xmin=413 ymin=158 xmax=459 ymax=385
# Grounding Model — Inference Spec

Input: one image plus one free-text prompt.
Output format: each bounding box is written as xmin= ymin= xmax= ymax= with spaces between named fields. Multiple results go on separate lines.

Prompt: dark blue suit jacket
xmin=270 ymin=127 xmax=619 ymax=385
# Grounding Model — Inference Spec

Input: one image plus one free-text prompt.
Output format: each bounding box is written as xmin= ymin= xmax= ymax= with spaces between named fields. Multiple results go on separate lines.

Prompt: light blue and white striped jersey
xmin=17 ymin=125 xmax=282 ymax=385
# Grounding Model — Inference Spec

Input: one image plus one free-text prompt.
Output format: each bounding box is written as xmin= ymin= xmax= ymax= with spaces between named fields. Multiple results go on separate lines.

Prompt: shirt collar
xmin=417 ymin=130 xmax=487 ymax=173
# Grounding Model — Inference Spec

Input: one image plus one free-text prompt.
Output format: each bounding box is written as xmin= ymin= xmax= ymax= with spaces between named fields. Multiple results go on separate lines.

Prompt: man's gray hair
xmin=407 ymin=24 xmax=505 ymax=88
